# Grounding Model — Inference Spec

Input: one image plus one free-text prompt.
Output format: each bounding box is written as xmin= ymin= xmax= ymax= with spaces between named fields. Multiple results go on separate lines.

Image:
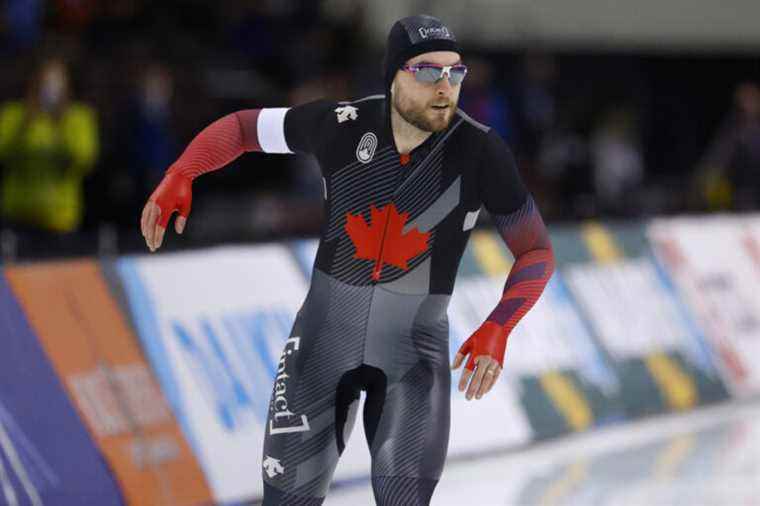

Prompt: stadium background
xmin=0 ymin=1 xmax=759 ymax=505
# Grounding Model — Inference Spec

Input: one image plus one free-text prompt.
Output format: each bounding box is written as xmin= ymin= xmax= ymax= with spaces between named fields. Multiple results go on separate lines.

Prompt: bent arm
xmin=142 ymin=100 xmax=334 ymax=249
xmin=486 ymin=195 xmax=555 ymax=338
xmin=478 ymin=129 xmax=555 ymax=341
xmin=168 ymin=108 xmax=292 ymax=180
xmin=457 ymin=129 xmax=555 ymax=373
xmin=453 ymin=195 xmax=554 ymax=399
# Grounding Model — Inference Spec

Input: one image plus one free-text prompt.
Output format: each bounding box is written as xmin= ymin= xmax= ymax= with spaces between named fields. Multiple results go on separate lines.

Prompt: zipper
xmin=369 ymin=122 xmax=462 ymax=283
xmin=370 ymin=156 xmax=408 ymax=283
xmin=392 ymin=118 xmax=462 ymax=197
xmin=371 ymin=207 xmax=393 ymax=282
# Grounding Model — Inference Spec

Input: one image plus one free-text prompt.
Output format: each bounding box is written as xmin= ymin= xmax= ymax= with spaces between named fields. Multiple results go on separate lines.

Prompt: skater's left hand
xmin=451 ymin=321 xmax=506 ymax=400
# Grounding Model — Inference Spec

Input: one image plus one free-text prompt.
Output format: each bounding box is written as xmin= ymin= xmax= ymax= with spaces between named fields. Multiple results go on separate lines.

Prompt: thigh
xmin=365 ymin=360 xmax=451 ymax=506
xmin=262 ymin=327 xmax=362 ymax=504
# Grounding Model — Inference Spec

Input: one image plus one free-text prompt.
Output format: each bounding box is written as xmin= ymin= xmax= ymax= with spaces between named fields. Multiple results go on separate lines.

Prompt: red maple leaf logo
xmin=345 ymin=203 xmax=430 ymax=281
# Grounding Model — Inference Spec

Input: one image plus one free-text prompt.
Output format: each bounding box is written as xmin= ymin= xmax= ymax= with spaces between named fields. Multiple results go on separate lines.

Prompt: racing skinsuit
xmin=150 ymin=95 xmax=554 ymax=505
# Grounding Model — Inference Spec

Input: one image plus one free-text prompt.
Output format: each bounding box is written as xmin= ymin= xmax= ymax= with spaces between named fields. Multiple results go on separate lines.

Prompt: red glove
xmin=150 ymin=171 xmax=193 ymax=228
xmin=455 ymin=321 xmax=508 ymax=371
xmin=141 ymin=171 xmax=192 ymax=250
xmin=452 ymin=321 xmax=507 ymax=400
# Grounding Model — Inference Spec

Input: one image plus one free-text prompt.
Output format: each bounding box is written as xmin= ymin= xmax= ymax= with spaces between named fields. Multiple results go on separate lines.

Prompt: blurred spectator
xmin=590 ymin=106 xmax=645 ymax=216
xmin=458 ymin=57 xmax=515 ymax=143
xmin=127 ymin=63 xmax=177 ymax=198
xmin=0 ymin=2 xmax=757 ymax=257
xmin=515 ymin=52 xmax=558 ymax=168
xmin=696 ymin=82 xmax=760 ymax=211
xmin=511 ymin=51 xmax=564 ymax=217
xmin=0 ymin=57 xmax=99 ymax=233
xmin=96 ymin=62 xmax=178 ymax=232
xmin=538 ymin=116 xmax=591 ymax=219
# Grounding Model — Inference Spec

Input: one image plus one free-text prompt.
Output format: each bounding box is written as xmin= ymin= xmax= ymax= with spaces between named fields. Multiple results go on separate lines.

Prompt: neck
xmin=390 ymin=103 xmax=432 ymax=154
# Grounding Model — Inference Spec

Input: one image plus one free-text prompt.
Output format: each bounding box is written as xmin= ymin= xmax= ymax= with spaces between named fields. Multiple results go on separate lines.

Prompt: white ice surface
xmin=321 ymin=400 xmax=760 ymax=505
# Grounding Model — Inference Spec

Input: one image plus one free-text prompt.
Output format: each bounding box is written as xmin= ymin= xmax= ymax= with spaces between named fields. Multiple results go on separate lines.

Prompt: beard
xmin=393 ymin=90 xmax=456 ymax=133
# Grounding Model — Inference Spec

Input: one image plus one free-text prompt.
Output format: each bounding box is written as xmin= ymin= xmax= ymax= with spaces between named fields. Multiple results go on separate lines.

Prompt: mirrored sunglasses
xmin=401 ymin=63 xmax=468 ymax=86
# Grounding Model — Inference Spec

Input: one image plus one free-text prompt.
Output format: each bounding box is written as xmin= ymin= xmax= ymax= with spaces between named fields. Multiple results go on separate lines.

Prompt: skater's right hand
xmin=141 ymin=171 xmax=192 ymax=252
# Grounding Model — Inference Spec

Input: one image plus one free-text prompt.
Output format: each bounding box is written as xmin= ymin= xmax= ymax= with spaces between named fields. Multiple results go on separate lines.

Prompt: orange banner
xmin=6 ymin=260 xmax=213 ymax=506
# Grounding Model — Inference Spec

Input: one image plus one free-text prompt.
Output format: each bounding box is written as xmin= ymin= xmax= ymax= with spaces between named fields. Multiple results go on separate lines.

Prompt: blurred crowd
xmin=0 ymin=1 xmax=758 ymax=259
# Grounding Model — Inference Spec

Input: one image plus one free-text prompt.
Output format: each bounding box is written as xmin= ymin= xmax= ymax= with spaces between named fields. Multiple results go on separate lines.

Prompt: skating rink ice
xmin=322 ymin=400 xmax=760 ymax=505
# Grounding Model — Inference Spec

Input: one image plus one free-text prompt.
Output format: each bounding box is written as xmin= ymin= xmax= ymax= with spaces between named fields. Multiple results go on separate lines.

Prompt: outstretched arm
xmin=140 ymin=108 xmax=293 ymax=250
xmin=141 ymin=99 xmax=339 ymax=251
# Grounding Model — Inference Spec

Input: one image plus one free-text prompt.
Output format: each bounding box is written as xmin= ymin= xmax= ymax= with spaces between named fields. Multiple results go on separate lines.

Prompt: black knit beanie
xmin=383 ymin=15 xmax=461 ymax=91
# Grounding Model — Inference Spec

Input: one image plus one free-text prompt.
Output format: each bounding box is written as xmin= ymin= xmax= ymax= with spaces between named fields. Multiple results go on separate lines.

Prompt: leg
xmin=365 ymin=360 xmax=451 ymax=506
xmin=262 ymin=271 xmax=370 ymax=504
xmin=262 ymin=333 xmax=364 ymax=504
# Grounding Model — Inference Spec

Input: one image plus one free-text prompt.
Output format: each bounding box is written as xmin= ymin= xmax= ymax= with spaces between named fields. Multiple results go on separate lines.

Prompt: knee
xmin=371 ymin=475 xmax=438 ymax=506
xmin=262 ymin=482 xmax=326 ymax=506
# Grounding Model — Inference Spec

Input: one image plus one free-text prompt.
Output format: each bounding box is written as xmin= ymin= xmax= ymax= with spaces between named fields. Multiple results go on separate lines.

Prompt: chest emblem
xmin=345 ymin=203 xmax=430 ymax=281
xmin=356 ymin=132 xmax=378 ymax=164
xmin=335 ymin=105 xmax=358 ymax=123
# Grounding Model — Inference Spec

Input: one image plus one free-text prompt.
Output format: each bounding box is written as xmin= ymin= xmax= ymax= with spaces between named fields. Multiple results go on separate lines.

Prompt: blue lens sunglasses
xmin=401 ymin=63 xmax=468 ymax=86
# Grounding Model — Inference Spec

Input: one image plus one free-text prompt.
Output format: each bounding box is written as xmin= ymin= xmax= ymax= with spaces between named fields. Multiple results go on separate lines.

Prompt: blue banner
xmin=0 ymin=276 xmax=123 ymax=505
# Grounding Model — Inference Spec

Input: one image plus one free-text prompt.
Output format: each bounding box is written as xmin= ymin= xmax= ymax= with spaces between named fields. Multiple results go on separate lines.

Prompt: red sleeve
xmin=167 ymin=110 xmax=261 ymax=180
xmin=486 ymin=195 xmax=555 ymax=337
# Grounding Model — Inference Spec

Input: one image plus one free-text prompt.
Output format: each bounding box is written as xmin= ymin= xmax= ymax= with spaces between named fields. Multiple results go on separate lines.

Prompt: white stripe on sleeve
xmin=257 ymin=107 xmax=293 ymax=154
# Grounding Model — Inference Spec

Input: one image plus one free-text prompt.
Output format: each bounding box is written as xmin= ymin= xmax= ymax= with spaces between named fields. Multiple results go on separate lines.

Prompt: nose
xmin=435 ymin=76 xmax=453 ymax=96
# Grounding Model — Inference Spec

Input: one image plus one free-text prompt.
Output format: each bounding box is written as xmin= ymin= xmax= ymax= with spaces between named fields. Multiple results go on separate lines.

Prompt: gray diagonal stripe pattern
xmin=291 ymin=424 xmax=338 ymax=496
xmin=290 ymin=472 xmax=333 ymax=502
xmin=326 ymin=148 xmax=398 ymax=240
xmin=326 ymin=118 xmax=463 ymax=286
xmin=263 ymin=482 xmax=325 ymax=506
xmin=330 ymin=235 xmax=376 ymax=283
xmin=372 ymin=476 xmax=438 ymax=506
xmin=294 ymin=279 xmax=369 ymax=409
xmin=271 ymin=274 xmax=370 ymax=494
xmin=372 ymin=363 xmax=431 ymax=478
xmin=395 ymin=148 xmax=445 ymax=222
xmin=403 ymin=176 xmax=460 ymax=234
xmin=392 ymin=118 xmax=463 ymax=198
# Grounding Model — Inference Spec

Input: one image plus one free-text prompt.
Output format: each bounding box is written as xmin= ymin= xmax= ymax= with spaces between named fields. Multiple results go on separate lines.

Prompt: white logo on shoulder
xmin=356 ymin=132 xmax=378 ymax=164
xmin=335 ymin=105 xmax=358 ymax=123
xmin=263 ymin=456 xmax=285 ymax=478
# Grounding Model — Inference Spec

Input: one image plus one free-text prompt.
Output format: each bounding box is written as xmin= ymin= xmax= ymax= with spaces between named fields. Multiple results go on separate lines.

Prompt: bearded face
xmin=391 ymin=51 xmax=462 ymax=133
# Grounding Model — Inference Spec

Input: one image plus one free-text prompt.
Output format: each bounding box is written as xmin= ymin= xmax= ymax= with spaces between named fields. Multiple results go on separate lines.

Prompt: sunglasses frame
xmin=401 ymin=63 xmax=468 ymax=86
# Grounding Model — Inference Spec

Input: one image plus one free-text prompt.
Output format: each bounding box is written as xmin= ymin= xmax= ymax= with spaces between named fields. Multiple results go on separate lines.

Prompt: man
xmin=141 ymin=15 xmax=554 ymax=506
